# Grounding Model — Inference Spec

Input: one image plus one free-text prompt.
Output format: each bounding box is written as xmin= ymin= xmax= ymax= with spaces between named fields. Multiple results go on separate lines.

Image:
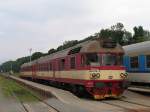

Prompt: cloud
xmin=0 ymin=0 xmax=150 ymax=63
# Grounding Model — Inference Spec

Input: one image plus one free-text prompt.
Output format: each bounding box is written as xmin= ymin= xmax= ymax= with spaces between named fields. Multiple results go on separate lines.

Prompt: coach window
xmin=61 ymin=59 xmax=65 ymax=70
xmin=146 ymin=55 xmax=150 ymax=68
xmin=81 ymin=55 xmax=85 ymax=66
xmin=70 ymin=57 xmax=76 ymax=69
xmin=130 ymin=56 xmax=139 ymax=69
xmin=49 ymin=63 xmax=52 ymax=71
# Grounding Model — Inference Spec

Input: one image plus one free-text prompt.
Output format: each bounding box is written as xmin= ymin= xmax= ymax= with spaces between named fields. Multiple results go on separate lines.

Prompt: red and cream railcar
xmin=20 ymin=39 xmax=128 ymax=99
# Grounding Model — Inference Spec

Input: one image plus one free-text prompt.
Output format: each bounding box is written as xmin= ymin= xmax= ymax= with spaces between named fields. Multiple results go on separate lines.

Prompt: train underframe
xmin=85 ymin=81 xmax=127 ymax=99
xmin=21 ymin=76 xmax=127 ymax=100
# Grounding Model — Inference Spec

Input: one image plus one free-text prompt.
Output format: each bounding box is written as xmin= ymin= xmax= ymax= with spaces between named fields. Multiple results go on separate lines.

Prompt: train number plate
xmin=89 ymin=70 xmax=100 ymax=80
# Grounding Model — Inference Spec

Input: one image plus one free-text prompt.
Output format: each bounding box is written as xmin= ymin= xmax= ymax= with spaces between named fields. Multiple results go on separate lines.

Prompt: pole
xmin=11 ymin=62 xmax=12 ymax=71
xmin=29 ymin=48 xmax=32 ymax=62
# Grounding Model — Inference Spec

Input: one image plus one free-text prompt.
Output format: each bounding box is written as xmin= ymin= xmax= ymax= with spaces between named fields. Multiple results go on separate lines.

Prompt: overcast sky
xmin=0 ymin=0 xmax=150 ymax=64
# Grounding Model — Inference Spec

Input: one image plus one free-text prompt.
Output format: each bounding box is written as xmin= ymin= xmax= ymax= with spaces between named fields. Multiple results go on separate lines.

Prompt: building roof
xmin=123 ymin=41 xmax=150 ymax=56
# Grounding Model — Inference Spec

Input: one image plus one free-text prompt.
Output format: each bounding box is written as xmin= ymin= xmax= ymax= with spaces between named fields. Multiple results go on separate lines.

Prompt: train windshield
xmin=85 ymin=53 xmax=100 ymax=66
xmin=84 ymin=53 xmax=123 ymax=66
xmin=102 ymin=54 xmax=117 ymax=66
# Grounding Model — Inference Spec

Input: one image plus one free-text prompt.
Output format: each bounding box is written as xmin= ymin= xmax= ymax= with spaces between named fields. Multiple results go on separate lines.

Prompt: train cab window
xmin=146 ymin=55 xmax=150 ymax=68
xmin=86 ymin=53 xmax=100 ymax=66
xmin=130 ymin=56 xmax=139 ymax=69
xmin=70 ymin=57 xmax=76 ymax=69
xmin=102 ymin=54 xmax=117 ymax=66
xmin=117 ymin=55 xmax=123 ymax=65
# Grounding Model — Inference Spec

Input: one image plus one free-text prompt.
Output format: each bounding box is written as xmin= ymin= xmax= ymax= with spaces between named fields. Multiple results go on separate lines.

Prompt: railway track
xmin=8 ymin=80 xmax=29 ymax=112
xmin=3 ymin=74 xmax=150 ymax=112
xmin=101 ymin=99 xmax=150 ymax=111
xmin=7 ymin=79 xmax=60 ymax=112
xmin=119 ymin=99 xmax=150 ymax=108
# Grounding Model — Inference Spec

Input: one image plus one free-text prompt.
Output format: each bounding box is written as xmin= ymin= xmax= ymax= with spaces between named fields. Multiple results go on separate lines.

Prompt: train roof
xmin=22 ymin=39 xmax=124 ymax=67
xmin=123 ymin=41 xmax=150 ymax=56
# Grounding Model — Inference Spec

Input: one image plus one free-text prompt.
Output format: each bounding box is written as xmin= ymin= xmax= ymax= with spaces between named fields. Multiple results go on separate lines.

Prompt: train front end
xmin=86 ymin=65 xmax=127 ymax=99
xmin=81 ymin=40 xmax=128 ymax=99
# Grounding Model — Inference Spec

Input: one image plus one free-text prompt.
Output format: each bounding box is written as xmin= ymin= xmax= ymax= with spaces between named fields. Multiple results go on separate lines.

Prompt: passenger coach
xmin=123 ymin=41 xmax=150 ymax=85
xmin=20 ymin=39 xmax=128 ymax=99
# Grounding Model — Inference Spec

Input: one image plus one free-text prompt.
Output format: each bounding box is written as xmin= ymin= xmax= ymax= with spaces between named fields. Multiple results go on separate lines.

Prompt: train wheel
xmin=71 ymin=85 xmax=85 ymax=97
xmin=71 ymin=85 xmax=77 ymax=94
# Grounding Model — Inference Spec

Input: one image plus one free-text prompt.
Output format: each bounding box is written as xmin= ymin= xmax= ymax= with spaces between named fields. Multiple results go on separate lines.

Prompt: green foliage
xmin=0 ymin=56 xmax=30 ymax=73
xmin=48 ymin=48 xmax=56 ymax=54
xmin=0 ymin=76 xmax=37 ymax=102
xmin=132 ymin=26 xmax=150 ymax=43
xmin=31 ymin=52 xmax=43 ymax=60
xmin=0 ymin=61 xmax=13 ymax=72
xmin=99 ymin=22 xmax=125 ymax=45
xmin=56 ymin=40 xmax=78 ymax=52
xmin=133 ymin=26 xmax=144 ymax=38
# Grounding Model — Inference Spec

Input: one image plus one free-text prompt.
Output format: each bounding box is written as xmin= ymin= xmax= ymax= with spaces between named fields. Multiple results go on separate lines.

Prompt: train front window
xmin=84 ymin=53 xmax=123 ymax=66
xmin=117 ymin=55 xmax=123 ymax=65
xmin=86 ymin=53 xmax=100 ymax=66
xmin=102 ymin=54 xmax=117 ymax=66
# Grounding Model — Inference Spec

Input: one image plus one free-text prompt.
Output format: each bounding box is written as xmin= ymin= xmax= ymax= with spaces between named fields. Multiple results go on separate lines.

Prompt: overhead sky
xmin=0 ymin=0 xmax=150 ymax=64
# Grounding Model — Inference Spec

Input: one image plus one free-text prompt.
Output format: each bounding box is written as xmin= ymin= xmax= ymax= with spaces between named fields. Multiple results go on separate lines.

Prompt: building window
xmin=130 ymin=56 xmax=139 ymax=69
xmin=70 ymin=57 xmax=76 ymax=69
xmin=146 ymin=55 xmax=150 ymax=68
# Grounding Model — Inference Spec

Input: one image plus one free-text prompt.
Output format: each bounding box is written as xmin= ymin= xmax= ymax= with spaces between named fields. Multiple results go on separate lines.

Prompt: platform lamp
xmin=29 ymin=48 xmax=32 ymax=62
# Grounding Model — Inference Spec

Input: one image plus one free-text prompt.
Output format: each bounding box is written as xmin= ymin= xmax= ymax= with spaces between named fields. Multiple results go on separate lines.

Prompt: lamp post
xmin=29 ymin=48 xmax=32 ymax=62
xmin=11 ymin=62 xmax=12 ymax=71
xmin=10 ymin=61 xmax=13 ymax=75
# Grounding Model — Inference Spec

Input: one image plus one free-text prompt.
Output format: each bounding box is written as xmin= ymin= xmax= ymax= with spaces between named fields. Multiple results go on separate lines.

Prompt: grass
xmin=0 ymin=75 xmax=38 ymax=102
xmin=11 ymin=73 xmax=21 ymax=77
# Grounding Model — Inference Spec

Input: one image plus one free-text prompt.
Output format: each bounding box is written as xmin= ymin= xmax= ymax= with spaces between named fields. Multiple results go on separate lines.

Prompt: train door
xmin=32 ymin=65 xmax=36 ymax=78
xmin=52 ymin=61 xmax=55 ymax=79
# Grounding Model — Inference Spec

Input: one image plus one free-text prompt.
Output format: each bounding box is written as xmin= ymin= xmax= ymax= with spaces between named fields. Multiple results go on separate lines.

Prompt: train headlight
xmin=120 ymin=73 xmax=127 ymax=79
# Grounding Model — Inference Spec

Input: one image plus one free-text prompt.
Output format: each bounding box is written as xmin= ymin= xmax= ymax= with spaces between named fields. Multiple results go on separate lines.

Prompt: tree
xmin=99 ymin=29 xmax=111 ymax=39
xmin=31 ymin=52 xmax=43 ymax=60
xmin=144 ymin=30 xmax=150 ymax=40
xmin=133 ymin=26 xmax=144 ymax=39
xmin=99 ymin=22 xmax=126 ymax=45
xmin=111 ymin=22 xmax=124 ymax=31
xmin=133 ymin=26 xmax=150 ymax=43
xmin=122 ymin=31 xmax=133 ymax=45
xmin=48 ymin=48 xmax=56 ymax=54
